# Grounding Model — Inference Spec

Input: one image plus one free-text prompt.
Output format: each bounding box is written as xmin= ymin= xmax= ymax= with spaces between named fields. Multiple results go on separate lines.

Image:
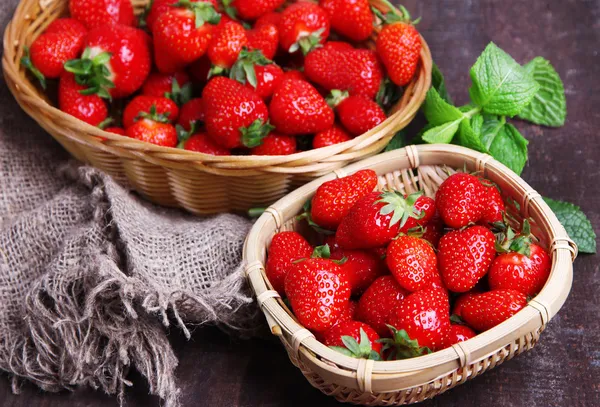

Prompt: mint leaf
xmin=469 ymin=43 xmax=540 ymax=117
xmin=454 ymin=117 xmax=488 ymax=153
xmin=517 ymin=57 xmax=566 ymax=127
xmin=543 ymin=197 xmax=596 ymax=254
xmin=385 ymin=130 xmax=407 ymax=151
xmin=422 ymin=119 xmax=461 ymax=144
xmin=481 ymin=119 xmax=528 ymax=174
xmin=423 ymin=88 xmax=463 ymax=126
xmin=431 ymin=63 xmax=452 ymax=104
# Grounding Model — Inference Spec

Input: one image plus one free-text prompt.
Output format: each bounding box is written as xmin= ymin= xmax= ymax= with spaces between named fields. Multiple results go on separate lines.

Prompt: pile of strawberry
xmin=22 ymin=0 xmax=422 ymax=156
xmin=267 ymin=170 xmax=551 ymax=360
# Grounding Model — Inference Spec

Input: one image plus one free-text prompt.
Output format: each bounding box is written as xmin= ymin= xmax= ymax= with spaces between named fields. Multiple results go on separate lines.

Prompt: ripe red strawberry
xmin=310 ymin=169 xmax=378 ymax=230
xmin=104 ymin=127 xmax=126 ymax=136
xmin=142 ymin=71 xmax=192 ymax=106
xmin=435 ymin=172 xmax=487 ymax=228
xmin=320 ymin=0 xmax=373 ymax=41
xmin=461 ymin=289 xmax=527 ymax=331
xmin=421 ymin=214 xmax=444 ymax=247
xmin=385 ymin=288 xmax=450 ymax=354
xmin=255 ymin=11 xmax=281 ymax=28
xmin=247 ymin=23 xmax=279 ymax=60
xmin=452 ymin=290 xmax=482 ymax=318
xmin=335 ymin=191 xmax=435 ymax=250
xmin=528 ymin=243 xmax=552 ymax=293
xmin=375 ymin=7 xmax=421 ymax=86
xmin=279 ymin=2 xmax=330 ymax=54
xmin=145 ymin=0 xmax=219 ymax=33
xmin=479 ymin=179 xmax=505 ymax=225
xmin=324 ymin=321 xmax=382 ymax=359
xmin=123 ymin=96 xmax=179 ymax=129
xmin=442 ymin=324 xmax=476 ymax=348
xmin=153 ymin=2 xmax=221 ymax=73
xmin=313 ymin=125 xmax=352 ymax=148
xmin=203 ymin=76 xmax=272 ymax=149
xmin=222 ymin=0 xmax=284 ymax=21
xmin=229 ymin=49 xmax=283 ymax=99
xmin=356 ymin=275 xmax=408 ymax=337
xmin=329 ymin=92 xmax=387 ymax=136
xmin=265 ymin=231 xmax=313 ymax=295
xmin=64 ymin=25 xmax=151 ymax=99
xmin=70 ymin=0 xmax=135 ymax=29
xmin=269 ymin=79 xmax=334 ymax=135
xmin=58 ymin=72 xmax=108 ymax=125
xmin=386 ymin=236 xmax=442 ymax=293
xmin=284 ymin=258 xmax=351 ymax=332
xmin=188 ymin=57 xmax=212 ymax=86
xmin=331 ymin=247 xmax=387 ymax=296
xmin=181 ymin=132 xmax=231 ymax=155
xmin=207 ymin=21 xmax=248 ymax=74
xmin=338 ymin=300 xmax=357 ymax=324
xmin=250 ymin=133 xmax=296 ymax=155
xmin=177 ymin=98 xmax=205 ymax=131
xmin=45 ymin=17 xmax=88 ymax=38
xmin=281 ymin=70 xmax=306 ymax=82
xmin=126 ymin=107 xmax=178 ymax=147
xmin=438 ymin=225 xmax=496 ymax=293
xmin=345 ymin=49 xmax=385 ymax=99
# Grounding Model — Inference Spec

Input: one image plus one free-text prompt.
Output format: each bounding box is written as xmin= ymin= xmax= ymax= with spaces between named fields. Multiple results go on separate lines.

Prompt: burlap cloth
xmin=0 ymin=2 xmax=263 ymax=405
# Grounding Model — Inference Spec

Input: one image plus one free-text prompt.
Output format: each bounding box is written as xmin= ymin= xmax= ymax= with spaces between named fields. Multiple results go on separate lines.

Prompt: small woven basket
xmin=243 ymin=144 xmax=577 ymax=405
xmin=2 ymin=0 xmax=432 ymax=215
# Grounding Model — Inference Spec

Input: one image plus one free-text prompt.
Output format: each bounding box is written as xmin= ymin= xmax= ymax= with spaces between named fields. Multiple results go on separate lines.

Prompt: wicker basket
xmin=243 ymin=144 xmax=577 ymax=405
xmin=2 ymin=0 xmax=432 ymax=215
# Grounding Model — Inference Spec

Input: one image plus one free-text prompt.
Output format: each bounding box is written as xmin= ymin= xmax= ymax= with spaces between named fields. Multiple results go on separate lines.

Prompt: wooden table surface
xmin=1 ymin=0 xmax=599 ymax=406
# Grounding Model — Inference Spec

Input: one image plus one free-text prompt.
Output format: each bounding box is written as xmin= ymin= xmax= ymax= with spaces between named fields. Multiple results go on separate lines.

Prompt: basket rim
xmin=2 ymin=0 xmax=432 ymax=169
xmin=243 ymin=144 xmax=575 ymax=391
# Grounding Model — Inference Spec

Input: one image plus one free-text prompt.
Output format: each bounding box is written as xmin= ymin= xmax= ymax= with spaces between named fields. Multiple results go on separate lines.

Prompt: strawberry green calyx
xmin=377 ymin=191 xmax=425 ymax=228
xmin=240 ymin=119 xmax=274 ymax=148
xmin=311 ymin=244 xmax=347 ymax=265
xmin=297 ymin=199 xmax=336 ymax=235
xmin=326 ymin=89 xmax=350 ymax=109
xmin=230 ymin=48 xmax=272 ymax=88
xmin=289 ymin=27 xmax=326 ymax=55
xmin=137 ymin=105 xmax=171 ymax=124
xmin=376 ymin=78 xmax=403 ymax=110
xmin=495 ymin=218 xmax=533 ymax=256
xmin=330 ymin=328 xmax=382 ymax=360
xmin=378 ymin=325 xmax=431 ymax=360
xmin=174 ymin=0 xmax=221 ymax=28
xmin=221 ymin=0 xmax=237 ymax=20
xmin=64 ymin=47 xmax=115 ymax=100
xmin=166 ymin=79 xmax=193 ymax=107
xmin=176 ymin=122 xmax=197 ymax=148
xmin=373 ymin=1 xmax=420 ymax=26
xmin=20 ymin=47 xmax=46 ymax=90
xmin=97 ymin=117 xmax=114 ymax=130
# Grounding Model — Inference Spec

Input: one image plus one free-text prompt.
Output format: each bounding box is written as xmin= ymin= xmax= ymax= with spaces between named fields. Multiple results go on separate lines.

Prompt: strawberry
xmin=452 ymin=290 xmax=482 ymax=318
xmin=207 ymin=21 xmax=248 ymax=75
xmin=278 ymin=2 xmax=330 ymax=54
xmin=461 ymin=289 xmax=527 ymax=331
xmin=320 ymin=0 xmax=373 ymax=41
xmin=142 ymin=71 xmax=192 ymax=106
xmin=222 ymin=0 xmax=284 ymax=21
xmin=281 ymin=70 xmax=306 ymax=82
xmin=180 ymin=132 xmax=231 ymax=155
xmin=435 ymin=172 xmax=487 ymax=228
xmin=313 ymin=125 xmax=352 ymax=148
xmin=44 ymin=17 xmax=88 ymax=38
xmin=250 ymin=133 xmax=296 ymax=155
xmin=126 ymin=106 xmax=178 ymax=147
xmin=229 ymin=49 xmax=283 ymax=99
xmin=247 ymin=23 xmax=279 ymax=60
xmin=145 ymin=0 xmax=219 ymax=32
xmin=355 ymin=275 xmax=408 ymax=337
xmin=324 ymin=321 xmax=382 ymax=360
xmin=335 ymin=191 xmax=435 ymax=250
xmin=255 ymin=11 xmax=281 ymax=28
xmin=345 ymin=49 xmax=385 ymax=99
xmin=386 ymin=235 xmax=442 ymax=293
xmin=269 ymin=79 xmax=334 ymax=135
xmin=153 ymin=1 xmax=221 ymax=73
xmin=528 ymin=243 xmax=552 ymax=293
xmin=70 ymin=0 xmax=135 ymax=29
xmin=188 ymin=57 xmax=212 ymax=86
xmin=421 ymin=214 xmax=444 ymax=248
xmin=64 ymin=25 xmax=151 ymax=99
xmin=328 ymin=91 xmax=387 ymax=136
xmin=310 ymin=169 xmax=378 ymax=230
xmin=58 ymin=72 xmax=108 ymax=125
xmin=338 ymin=300 xmax=358 ymax=324
xmin=104 ymin=127 xmax=126 ymax=136
xmin=123 ymin=96 xmax=179 ymax=129
xmin=385 ymin=288 xmax=450 ymax=354
xmin=202 ymin=76 xmax=272 ymax=149
xmin=438 ymin=225 xmax=496 ymax=293
xmin=284 ymin=258 xmax=351 ymax=332
xmin=442 ymin=324 xmax=476 ymax=348
xmin=177 ymin=98 xmax=205 ymax=131
xmin=480 ymin=179 xmax=505 ymax=225
xmin=331 ymin=246 xmax=387 ymax=296
xmin=375 ymin=6 xmax=421 ymax=86
xmin=266 ymin=231 xmax=313 ymax=295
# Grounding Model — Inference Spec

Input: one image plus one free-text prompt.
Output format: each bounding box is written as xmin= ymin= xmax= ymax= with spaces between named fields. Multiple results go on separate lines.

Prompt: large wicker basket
xmin=243 ymin=144 xmax=577 ymax=405
xmin=2 ymin=0 xmax=432 ymax=215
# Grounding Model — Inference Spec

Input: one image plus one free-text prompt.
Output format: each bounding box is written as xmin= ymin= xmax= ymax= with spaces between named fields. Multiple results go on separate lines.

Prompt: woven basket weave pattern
xmin=243 ymin=144 xmax=576 ymax=405
xmin=3 ymin=0 xmax=432 ymax=214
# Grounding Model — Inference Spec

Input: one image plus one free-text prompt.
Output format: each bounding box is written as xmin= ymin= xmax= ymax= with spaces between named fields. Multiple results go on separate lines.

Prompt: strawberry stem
xmin=166 ymin=78 xmax=193 ymax=107
xmin=240 ymin=119 xmax=274 ymax=148
xmin=289 ymin=27 xmax=326 ymax=55
xmin=137 ymin=105 xmax=171 ymax=124
xmin=378 ymin=325 xmax=431 ymax=360
xmin=230 ymin=48 xmax=272 ymax=88
xmin=174 ymin=0 xmax=221 ymax=28
xmin=326 ymin=89 xmax=350 ymax=108
xmin=20 ymin=47 xmax=46 ymax=90
xmin=64 ymin=47 xmax=115 ymax=100
xmin=376 ymin=191 xmax=425 ymax=228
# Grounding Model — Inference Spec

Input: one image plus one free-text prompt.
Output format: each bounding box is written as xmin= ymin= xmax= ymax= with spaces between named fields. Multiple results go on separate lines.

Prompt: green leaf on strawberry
xmin=377 ymin=191 xmax=425 ymax=228
xmin=174 ymin=0 xmax=221 ymax=28
xmin=64 ymin=47 xmax=115 ymax=100
xmin=20 ymin=47 xmax=47 ymax=90
xmin=240 ymin=118 xmax=274 ymax=148
xmin=230 ymin=49 xmax=272 ymax=89
xmin=378 ymin=325 xmax=431 ymax=360
xmin=330 ymin=328 xmax=381 ymax=360
xmin=166 ymin=79 xmax=193 ymax=107
xmin=543 ymin=197 xmax=597 ymax=254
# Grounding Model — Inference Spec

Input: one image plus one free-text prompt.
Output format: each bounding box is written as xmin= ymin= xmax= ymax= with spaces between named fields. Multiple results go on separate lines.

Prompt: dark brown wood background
xmin=1 ymin=0 xmax=599 ymax=406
